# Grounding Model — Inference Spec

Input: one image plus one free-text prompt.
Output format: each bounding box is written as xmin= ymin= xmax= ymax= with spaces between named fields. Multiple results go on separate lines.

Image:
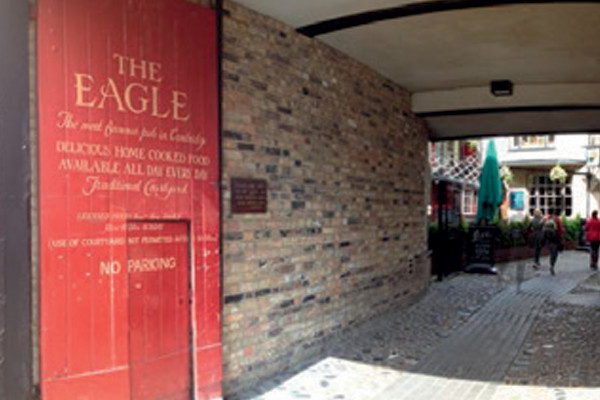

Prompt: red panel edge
xmin=42 ymin=367 xmax=130 ymax=400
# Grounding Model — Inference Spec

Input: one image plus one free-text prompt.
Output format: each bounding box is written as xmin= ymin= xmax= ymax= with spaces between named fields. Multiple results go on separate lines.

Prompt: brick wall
xmin=221 ymin=0 xmax=431 ymax=394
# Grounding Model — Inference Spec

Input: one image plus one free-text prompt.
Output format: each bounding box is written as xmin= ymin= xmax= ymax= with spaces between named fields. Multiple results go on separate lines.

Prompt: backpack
xmin=543 ymin=219 xmax=558 ymax=242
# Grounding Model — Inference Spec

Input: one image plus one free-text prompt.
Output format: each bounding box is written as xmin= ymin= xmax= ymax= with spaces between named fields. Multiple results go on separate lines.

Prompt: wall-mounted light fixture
xmin=490 ymin=80 xmax=513 ymax=96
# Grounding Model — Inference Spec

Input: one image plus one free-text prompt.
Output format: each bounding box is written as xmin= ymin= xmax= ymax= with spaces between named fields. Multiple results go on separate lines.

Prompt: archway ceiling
xmin=234 ymin=0 xmax=600 ymax=140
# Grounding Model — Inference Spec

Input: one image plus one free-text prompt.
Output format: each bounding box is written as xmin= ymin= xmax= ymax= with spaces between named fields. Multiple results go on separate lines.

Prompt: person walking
xmin=529 ymin=209 xmax=545 ymax=269
xmin=543 ymin=211 xmax=564 ymax=276
xmin=585 ymin=210 xmax=600 ymax=270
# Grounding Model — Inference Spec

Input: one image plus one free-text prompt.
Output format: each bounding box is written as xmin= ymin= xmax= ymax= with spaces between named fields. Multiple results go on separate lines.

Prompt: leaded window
xmin=512 ymin=135 xmax=555 ymax=149
xmin=528 ymin=175 xmax=572 ymax=216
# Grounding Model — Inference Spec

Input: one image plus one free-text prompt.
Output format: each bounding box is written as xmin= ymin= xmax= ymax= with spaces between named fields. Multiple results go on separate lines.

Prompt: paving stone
xmin=504 ymin=301 xmax=600 ymax=387
xmin=232 ymin=252 xmax=600 ymax=400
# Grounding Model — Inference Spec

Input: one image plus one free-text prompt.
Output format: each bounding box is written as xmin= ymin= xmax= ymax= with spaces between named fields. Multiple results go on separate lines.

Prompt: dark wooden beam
xmin=0 ymin=0 xmax=32 ymax=399
xmin=417 ymin=105 xmax=600 ymax=118
xmin=298 ymin=0 xmax=600 ymax=37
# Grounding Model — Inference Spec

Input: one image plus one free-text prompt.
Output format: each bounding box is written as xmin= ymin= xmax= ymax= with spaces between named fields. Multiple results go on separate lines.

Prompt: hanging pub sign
xmin=37 ymin=0 xmax=221 ymax=398
xmin=509 ymin=190 xmax=525 ymax=211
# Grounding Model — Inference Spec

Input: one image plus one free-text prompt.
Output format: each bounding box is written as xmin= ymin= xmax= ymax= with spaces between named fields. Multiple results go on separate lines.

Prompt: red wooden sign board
xmin=128 ymin=222 xmax=192 ymax=400
xmin=37 ymin=0 xmax=221 ymax=398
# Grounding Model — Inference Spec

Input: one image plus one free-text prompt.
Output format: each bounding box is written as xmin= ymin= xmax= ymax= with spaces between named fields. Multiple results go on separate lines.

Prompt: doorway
xmin=127 ymin=221 xmax=192 ymax=400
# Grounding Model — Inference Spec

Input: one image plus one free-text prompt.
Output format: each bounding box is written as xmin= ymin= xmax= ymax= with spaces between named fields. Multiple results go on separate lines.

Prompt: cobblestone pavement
xmin=414 ymin=252 xmax=593 ymax=383
xmin=505 ymin=273 xmax=600 ymax=387
xmin=232 ymin=251 xmax=599 ymax=400
xmin=232 ymin=265 xmax=510 ymax=399
xmin=322 ymin=271 xmax=507 ymax=371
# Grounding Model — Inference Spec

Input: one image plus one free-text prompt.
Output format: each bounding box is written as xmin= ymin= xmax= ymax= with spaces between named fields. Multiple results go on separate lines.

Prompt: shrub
xmin=562 ymin=213 xmax=582 ymax=242
xmin=426 ymin=215 xmax=582 ymax=252
xmin=492 ymin=219 xmax=527 ymax=248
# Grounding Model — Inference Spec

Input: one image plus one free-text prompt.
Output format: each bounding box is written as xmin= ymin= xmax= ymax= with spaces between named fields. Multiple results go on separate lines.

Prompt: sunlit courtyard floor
xmin=257 ymin=357 xmax=600 ymax=400
xmin=234 ymin=252 xmax=600 ymax=400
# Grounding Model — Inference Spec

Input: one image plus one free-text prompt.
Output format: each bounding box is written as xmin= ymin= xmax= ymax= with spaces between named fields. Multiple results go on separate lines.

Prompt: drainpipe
xmin=586 ymin=167 xmax=591 ymax=217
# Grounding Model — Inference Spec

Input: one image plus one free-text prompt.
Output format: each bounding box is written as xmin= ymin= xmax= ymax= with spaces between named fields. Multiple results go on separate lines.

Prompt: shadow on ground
xmin=230 ymin=252 xmax=600 ymax=400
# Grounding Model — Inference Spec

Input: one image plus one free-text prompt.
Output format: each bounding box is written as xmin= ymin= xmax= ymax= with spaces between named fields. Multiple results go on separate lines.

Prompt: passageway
xmin=233 ymin=251 xmax=600 ymax=399
xmin=3 ymin=1 xmax=600 ymax=398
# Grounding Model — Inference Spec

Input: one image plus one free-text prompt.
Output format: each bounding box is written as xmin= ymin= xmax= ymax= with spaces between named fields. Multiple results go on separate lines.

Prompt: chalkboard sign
xmin=467 ymin=226 xmax=497 ymax=269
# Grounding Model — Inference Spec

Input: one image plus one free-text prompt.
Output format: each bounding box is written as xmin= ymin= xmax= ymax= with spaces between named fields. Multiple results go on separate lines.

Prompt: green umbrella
xmin=476 ymin=140 xmax=503 ymax=224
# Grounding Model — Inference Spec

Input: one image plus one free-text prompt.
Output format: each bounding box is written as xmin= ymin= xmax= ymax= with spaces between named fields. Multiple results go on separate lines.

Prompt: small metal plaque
xmin=231 ymin=178 xmax=268 ymax=214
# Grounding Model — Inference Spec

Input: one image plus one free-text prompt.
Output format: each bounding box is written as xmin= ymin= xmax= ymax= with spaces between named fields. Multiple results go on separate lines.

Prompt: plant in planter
xmin=462 ymin=140 xmax=479 ymax=157
xmin=500 ymin=165 xmax=513 ymax=185
xmin=562 ymin=213 xmax=582 ymax=242
xmin=492 ymin=219 xmax=528 ymax=249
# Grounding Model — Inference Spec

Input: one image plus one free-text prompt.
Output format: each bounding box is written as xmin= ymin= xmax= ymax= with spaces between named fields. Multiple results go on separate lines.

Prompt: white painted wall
xmin=481 ymin=134 xmax=594 ymax=220
xmin=485 ymin=134 xmax=588 ymax=166
xmin=572 ymin=169 xmax=600 ymax=218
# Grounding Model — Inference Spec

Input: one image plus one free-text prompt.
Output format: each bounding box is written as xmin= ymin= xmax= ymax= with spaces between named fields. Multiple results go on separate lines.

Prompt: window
xmin=587 ymin=148 xmax=600 ymax=166
xmin=432 ymin=141 xmax=460 ymax=163
xmin=512 ymin=135 xmax=555 ymax=149
xmin=462 ymin=189 xmax=477 ymax=216
xmin=446 ymin=141 xmax=460 ymax=162
xmin=589 ymin=134 xmax=600 ymax=147
xmin=528 ymin=175 xmax=572 ymax=216
xmin=429 ymin=143 xmax=437 ymax=163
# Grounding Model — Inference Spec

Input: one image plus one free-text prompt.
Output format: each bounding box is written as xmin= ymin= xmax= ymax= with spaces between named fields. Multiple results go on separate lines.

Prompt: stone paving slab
xmin=505 ymin=301 xmax=600 ymax=387
xmin=414 ymin=290 xmax=545 ymax=381
xmin=558 ymin=271 xmax=600 ymax=307
xmin=255 ymin=358 xmax=600 ymax=400
xmin=235 ymin=252 xmax=599 ymax=400
xmin=255 ymin=358 xmax=404 ymax=400
xmin=490 ymin=386 xmax=600 ymax=400
xmin=414 ymin=252 xmax=592 ymax=382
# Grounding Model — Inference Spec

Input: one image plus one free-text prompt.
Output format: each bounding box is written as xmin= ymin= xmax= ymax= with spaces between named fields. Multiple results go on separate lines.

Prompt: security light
xmin=490 ymin=80 xmax=513 ymax=96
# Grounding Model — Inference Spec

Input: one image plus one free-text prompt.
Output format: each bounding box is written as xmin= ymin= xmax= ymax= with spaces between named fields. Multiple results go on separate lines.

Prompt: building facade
xmin=429 ymin=134 xmax=600 ymax=224
xmin=429 ymin=140 xmax=481 ymax=222
xmin=489 ymin=134 xmax=600 ymax=220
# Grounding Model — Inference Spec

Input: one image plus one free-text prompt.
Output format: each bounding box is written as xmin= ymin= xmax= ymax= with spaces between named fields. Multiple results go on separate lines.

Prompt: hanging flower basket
xmin=462 ymin=141 xmax=478 ymax=157
xmin=550 ymin=164 xmax=568 ymax=184
xmin=500 ymin=165 xmax=513 ymax=184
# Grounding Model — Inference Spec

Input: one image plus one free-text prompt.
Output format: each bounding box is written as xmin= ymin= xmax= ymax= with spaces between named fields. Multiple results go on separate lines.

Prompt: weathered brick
xmin=224 ymin=294 xmax=244 ymax=304
xmin=221 ymin=0 xmax=430 ymax=395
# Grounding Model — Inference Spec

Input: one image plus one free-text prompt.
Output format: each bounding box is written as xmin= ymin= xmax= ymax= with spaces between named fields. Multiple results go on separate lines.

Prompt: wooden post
xmin=0 ymin=0 xmax=32 ymax=398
